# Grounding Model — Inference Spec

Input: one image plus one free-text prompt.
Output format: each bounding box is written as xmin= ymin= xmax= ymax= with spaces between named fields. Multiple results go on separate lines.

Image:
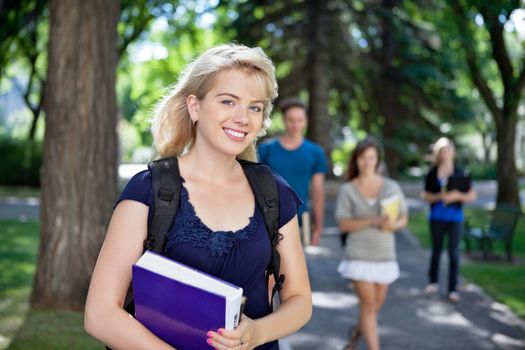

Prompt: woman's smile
xmin=223 ymin=127 xmax=247 ymax=141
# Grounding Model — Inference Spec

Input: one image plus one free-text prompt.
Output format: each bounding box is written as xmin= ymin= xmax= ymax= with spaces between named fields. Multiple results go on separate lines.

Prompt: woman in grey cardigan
xmin=335 ymin=137 xmax=408 ymax=350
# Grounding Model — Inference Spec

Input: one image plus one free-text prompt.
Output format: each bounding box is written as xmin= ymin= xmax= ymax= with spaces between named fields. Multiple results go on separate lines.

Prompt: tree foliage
xmin=218 ymin=0 xmax=478 ymax=176
xmin=448 ymin=0 xmax=524 ymax=206
xmin=2 ymin=0 xmax=523 ymax=185
xmin=0 ymin=0 xmax=47 ymax=140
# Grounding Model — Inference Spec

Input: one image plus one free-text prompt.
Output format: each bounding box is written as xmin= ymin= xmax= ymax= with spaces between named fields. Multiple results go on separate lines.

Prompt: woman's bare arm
xmin=84 ymin=200 xmax=175 ymax=350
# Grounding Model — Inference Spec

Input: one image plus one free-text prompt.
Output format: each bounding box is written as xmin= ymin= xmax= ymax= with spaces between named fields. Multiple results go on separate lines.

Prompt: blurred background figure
xmin=422 ymin=137 xmax=476 ymax=303
xmin=335 ymin=137 xmax=408 ymax=350
xmin=339 ymin=160 xmax=390 ymax=248
xmin=258 ymin=97 xmax=328 ymax=246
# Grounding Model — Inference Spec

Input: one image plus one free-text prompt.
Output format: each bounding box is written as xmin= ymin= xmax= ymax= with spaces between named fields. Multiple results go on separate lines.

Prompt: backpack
xmin=123 ymin=156 xmax=284 ymax=315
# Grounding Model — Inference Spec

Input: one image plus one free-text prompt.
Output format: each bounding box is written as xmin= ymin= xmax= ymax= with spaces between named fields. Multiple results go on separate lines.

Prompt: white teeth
xmin=224 ymin=128 xmax=245 ymax=138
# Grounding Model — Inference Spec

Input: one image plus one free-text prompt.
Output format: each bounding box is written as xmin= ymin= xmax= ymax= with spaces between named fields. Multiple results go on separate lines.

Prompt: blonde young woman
xmin=335 ymin=137 xmax=408 ymax=350
xmin=422 ymin=137 xmax=476 ymax=303
xmin=85 ymin=44 xmax=312 ymax=350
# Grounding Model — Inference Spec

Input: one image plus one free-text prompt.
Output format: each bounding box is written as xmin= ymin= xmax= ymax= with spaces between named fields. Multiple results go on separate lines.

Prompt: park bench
xmin=463 ymin=203 xmax=522 ymax=263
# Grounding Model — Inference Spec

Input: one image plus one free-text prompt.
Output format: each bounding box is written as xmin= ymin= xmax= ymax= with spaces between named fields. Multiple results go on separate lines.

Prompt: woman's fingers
xmin=207 ymin=330 xmax=244 ymax=349
xmin=207 ymin=315 xmax=255 ymax=349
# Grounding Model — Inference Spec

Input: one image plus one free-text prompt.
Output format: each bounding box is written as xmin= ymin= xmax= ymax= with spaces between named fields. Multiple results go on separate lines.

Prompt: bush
xmin=466 ymin=161 xmax=497 ymax=180
xmin=0 ymin=137 xmax=42 ymax=186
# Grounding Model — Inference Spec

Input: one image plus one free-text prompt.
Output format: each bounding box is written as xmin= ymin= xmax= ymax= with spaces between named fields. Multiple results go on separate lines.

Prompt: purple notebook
xmin=132 ymin=251 xmax=243 ymax=350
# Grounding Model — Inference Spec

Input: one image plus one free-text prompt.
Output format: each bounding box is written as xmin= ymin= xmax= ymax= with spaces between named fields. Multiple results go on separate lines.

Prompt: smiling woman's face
xmin=437 ymin=145 xmax=455 ymax=164
xmin=187 ymin=69 xmax=267 ymax=157
xmin=356 ymin=147 xmax=379 ymax=175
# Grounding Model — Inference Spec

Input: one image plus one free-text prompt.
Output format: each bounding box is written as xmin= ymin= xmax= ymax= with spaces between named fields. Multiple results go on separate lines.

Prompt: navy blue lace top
xmin=118 ymin=168 xmax=301 ymax=350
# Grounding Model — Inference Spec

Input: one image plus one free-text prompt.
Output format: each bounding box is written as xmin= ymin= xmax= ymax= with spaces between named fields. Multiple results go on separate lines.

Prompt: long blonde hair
xmin=432 ymin=137 xmax=454 ymax=165
xmin=151 ymin=43 xmax=278 ymax=161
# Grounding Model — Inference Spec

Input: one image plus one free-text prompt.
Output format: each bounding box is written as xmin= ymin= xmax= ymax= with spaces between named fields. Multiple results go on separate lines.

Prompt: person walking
xmin=258 ymin=97 xmax=328 ymax=246
xmin=84 ymin=43 xmax=312 ymax=350
xmin=422 ymin=137 xmax=476 ymax=303
xmin=335 ymin=137 xmax=408 ymax=350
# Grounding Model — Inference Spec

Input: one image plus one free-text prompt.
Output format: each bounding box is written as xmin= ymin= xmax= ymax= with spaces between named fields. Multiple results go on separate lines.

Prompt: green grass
xmin=7 ymin=310 xmax=100 ymax=350
xmin=407 ymin=210 xmax=525 ymax=318
xmin=461 ymin=263 xmax=525 ymax=318
xmin=0 ymin=220 xmax=98 ymax=350
xmin=0 ymin=220 xmax=39 ymax=350
xmin=0 ymin=187 xmax=40 ymax=198
xmin=406 ymin=210 xmax=431 ymax=248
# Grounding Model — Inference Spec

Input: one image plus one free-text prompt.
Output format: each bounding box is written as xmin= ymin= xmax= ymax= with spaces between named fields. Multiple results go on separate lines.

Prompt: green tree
xmin=220 ymin=0 xmax=355 ymax=173
xmin=116 ymin=1 xmax=212 ymax=149
xmin=221 ymin=0 xmax=477 ymax=177
xmin=0 ymin=0 xmax=172 ymax=141
xmin=450 ymin=0 xmax=524 ymax=207
xmin=0 ymin=0 xmax=47 ymax=140
xmin=348 ymin=0 xmax=476 ymax=176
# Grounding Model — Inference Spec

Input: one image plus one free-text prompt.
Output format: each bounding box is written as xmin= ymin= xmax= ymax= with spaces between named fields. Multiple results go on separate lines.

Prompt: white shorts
xmin=337 ymin=260 xmax=399 ymax=285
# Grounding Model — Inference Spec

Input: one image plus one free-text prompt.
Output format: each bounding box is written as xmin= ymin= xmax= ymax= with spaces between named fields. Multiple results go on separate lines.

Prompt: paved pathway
xmin=283 ymin=228 xmax=525 ymax=349
xmin=0 ymin=197 xmax=39 ymax=221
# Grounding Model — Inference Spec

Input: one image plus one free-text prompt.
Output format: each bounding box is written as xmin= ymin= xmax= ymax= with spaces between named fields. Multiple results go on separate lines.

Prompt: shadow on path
xmin=283 ymin=230 xmax=525 ymax=350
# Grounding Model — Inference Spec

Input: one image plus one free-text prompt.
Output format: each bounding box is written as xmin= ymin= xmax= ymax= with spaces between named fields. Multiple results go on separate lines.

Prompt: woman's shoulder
xmin=382 ymin=177 xmax=404 ymax=194
xmin=271 ymin=171 xmax=297 ymax=195
xmin=117 ymin=169 xmax=153 ymax=207
xmin=270 ymin=171 xmax=302 ymax=203
xmin=335 ymin=180 xmax=361 ymax=197
xmin=126 ymin=169 xmax=152 ymax=189
xmin=382 ymin=176 xmax=400 ymax=187
xmin=426 ymin=165 xmax=438 ymax=177
xmin=268 ymin=170 xmax=302 ymax=228
xmin=453 ymin=166 xmax=470 ymax=178
xmin=340 ymin=181 xmax=357 ymax=194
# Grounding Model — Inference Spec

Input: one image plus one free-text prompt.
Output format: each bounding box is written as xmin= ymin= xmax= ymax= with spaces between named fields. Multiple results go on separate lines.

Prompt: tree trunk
xmin=306 ymin=0 xmax=332 ymax=176
xmin=28 ymin=108 xmax=40 ymax=140
xmin=378 ymin=0 xmax=402 ymax=178
xmin=31 ymin=0 xmax=120 ymax=311
xmin=480 ymin=130 xmax=492 ymax=164
xmin=495 ymin=116 xmax=520 ymax=207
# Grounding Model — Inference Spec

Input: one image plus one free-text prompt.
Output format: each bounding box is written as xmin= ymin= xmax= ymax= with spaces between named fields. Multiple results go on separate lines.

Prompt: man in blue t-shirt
xmin=258 ymin=97 xmax=328 ymax=246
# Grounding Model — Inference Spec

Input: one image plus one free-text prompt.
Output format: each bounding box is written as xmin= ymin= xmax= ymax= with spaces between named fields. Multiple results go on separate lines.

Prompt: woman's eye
xmin=221 ymin=99 xmax=234 ymax=106
xmin=250 ymin=105 xmax=263 ymax=113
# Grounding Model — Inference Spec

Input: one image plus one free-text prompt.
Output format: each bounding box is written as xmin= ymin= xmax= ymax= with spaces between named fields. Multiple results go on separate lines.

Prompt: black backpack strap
xmin=122 ymin=157 xmax=181 ymax=316
xmin=143 ymin=156 xmax=182 ymax=253
xmin=239 ymin=159 xmax=283 ymax=309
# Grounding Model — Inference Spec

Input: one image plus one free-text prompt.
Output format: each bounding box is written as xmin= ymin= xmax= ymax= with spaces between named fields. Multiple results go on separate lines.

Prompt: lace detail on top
xmin=165 ymin=183 xmax=256 ymax=256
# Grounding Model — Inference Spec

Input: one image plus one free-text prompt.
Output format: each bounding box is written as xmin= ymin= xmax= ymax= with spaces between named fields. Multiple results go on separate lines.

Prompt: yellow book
xmin=380 ymin=195 xmax=400 ymax=222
